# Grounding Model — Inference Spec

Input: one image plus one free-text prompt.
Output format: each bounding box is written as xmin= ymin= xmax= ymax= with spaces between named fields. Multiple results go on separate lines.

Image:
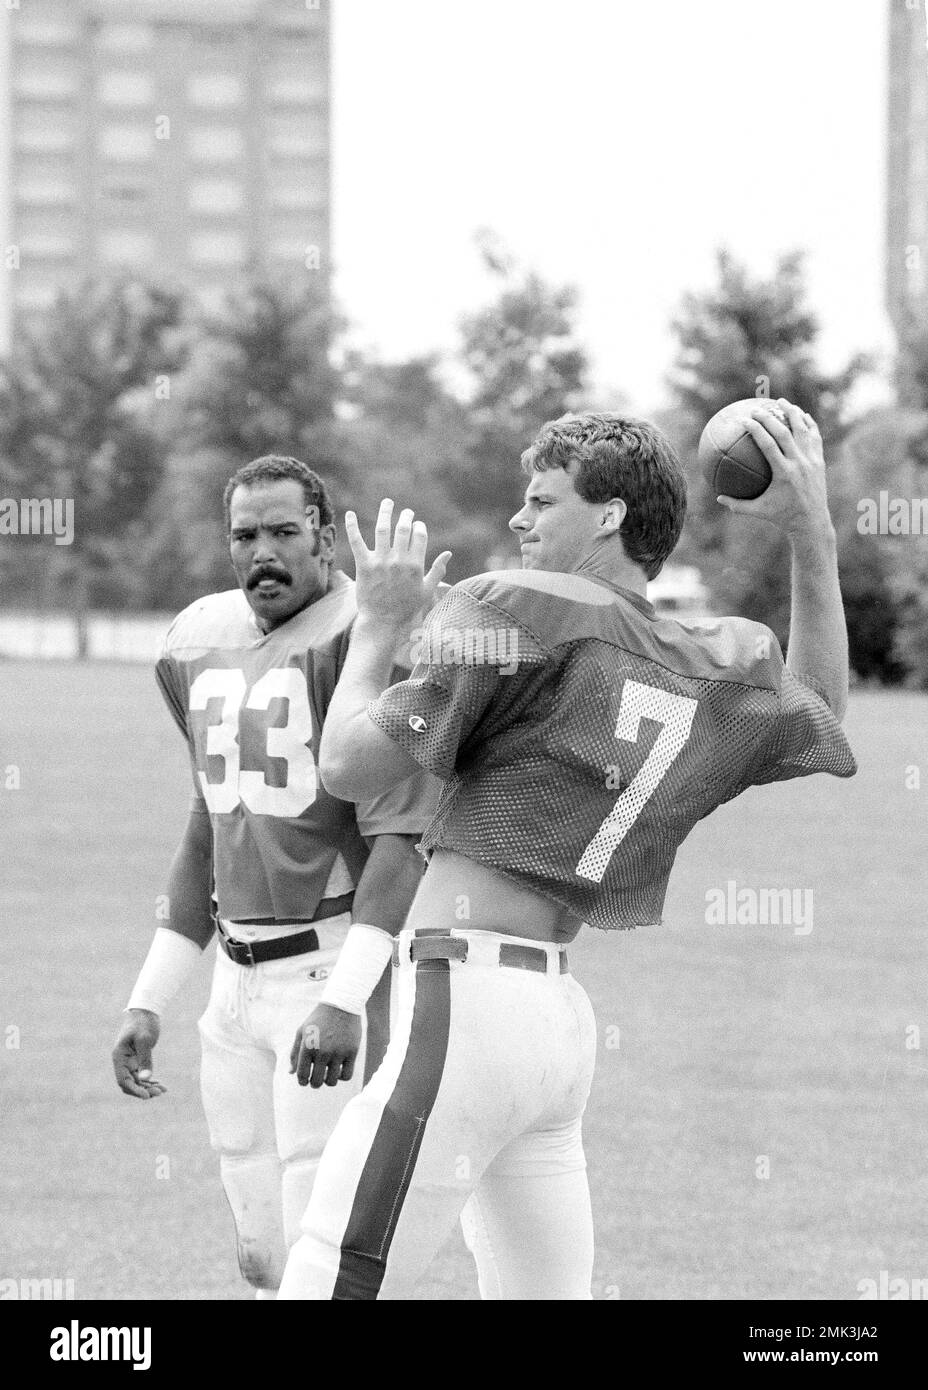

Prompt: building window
xmin=23 ymin=234 xmax=74 ymax=261
xmin=268 ymin=120 xmax=326 ymax=158
xmin=98 ymin=229 xmax=156 ymax=266
xmin=270 ymin=185 xmax=323 ymax=211
xmin=94 ymin=23 xmax=153 ymax=53
xmin=15 ymin=124 xmax=76 ymax=155
xmin=189 ymin=231 xmax=247 ymax=266
xmin=267 ymin=76 xmax=320 ymax=105
xmin=17 ymin=179 xmax=78 ymax=206
xmin=97 ymin=72 xmax=155 ymax=107
xmin=189 ymin=179 xmax=244 ymax=214
xmin=188 ymin=74 xmax=244 ymax=109
xmin=99 ymin=126 xmax=153 ymax=162
xmin=15 ymin=70 xmax=78 ymax=101
xmin=188 ymin=127 xmax=245 ymax=162
xmin=16 ymin=19 xmax=80 ymax=45
xmin=190 ymin=26 xmax=236 ymax=48
xmin=268 ymin=236 xmax=312 ymax=263
xmin=101 ymin=177 xmax=150 ymax=206
xmin=15 ymin=284 xmax=59 ymax=312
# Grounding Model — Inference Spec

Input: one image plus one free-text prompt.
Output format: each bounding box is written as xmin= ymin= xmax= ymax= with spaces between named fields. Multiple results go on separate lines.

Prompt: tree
xmin=144 ymin=278 xmax=343 ymax=605
xmin=451 ymin=235 xmax=589 ymax=573
xmin=829 ymin=406 xmax=928 ymax=687
xmin=334 ymin=350 xmax=474 ymax=579
xmin=0 ymin=279 xmax=184 ymax=650
xmin=666 ymin=249 xmax=877 ymax=671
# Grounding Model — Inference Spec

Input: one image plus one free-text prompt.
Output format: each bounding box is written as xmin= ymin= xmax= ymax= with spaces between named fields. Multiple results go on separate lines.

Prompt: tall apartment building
xmin=0 ymin=0 xmax=330 ymax=348
xmin=887 ymin=0 xmax=928 ymax=334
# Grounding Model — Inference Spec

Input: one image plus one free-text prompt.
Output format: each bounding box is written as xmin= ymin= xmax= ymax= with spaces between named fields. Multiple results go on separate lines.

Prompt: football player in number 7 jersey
xmin=111 ymin=455 xmax=440 ymax=1298
xmin=278 ymin=402 xmax=856 ymax=1301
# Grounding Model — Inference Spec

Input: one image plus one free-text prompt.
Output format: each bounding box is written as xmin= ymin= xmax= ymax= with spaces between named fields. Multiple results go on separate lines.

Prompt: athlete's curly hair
xmin=223 ymin=455 xmax=334 ymax=533
xmin=520 ymin=412 xmax=687 ymax=580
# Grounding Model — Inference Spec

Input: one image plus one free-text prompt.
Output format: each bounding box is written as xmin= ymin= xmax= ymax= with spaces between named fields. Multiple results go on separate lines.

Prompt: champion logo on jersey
xmin=306 ymin=966 xmax=331 ymax=981
xmin=408 ymin=715 xmax=428 ymax=733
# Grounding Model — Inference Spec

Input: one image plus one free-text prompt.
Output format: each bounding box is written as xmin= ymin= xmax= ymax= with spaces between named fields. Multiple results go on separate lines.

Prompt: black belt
xmin=217 ymin=892 xmax=354 ymax=967
xmin=394 ymin=934 xmax=568 ymax=974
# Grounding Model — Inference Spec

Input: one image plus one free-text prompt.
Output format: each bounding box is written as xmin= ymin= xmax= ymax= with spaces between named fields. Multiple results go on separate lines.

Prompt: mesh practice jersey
xmin=156 ymin=571 xmax=440 ymax=923
xmin=368 ymin=569 xmax=857 ymax=931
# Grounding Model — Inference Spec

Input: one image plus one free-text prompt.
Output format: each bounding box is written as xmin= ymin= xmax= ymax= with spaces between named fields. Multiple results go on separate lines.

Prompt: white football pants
xmin=197 ymin=915 xmax=370 ymax=1293
xmin=279 ymin=928 xmax=597 ymax=1301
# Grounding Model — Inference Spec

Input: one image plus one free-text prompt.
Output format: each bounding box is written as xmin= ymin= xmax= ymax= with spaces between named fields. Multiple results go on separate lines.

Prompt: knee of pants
xmin=199 ymin=1022 xmax=276 ymax=1157
xmin=281 ymin=1156 xmax=320 ymax=1252
xmin=220 ymin=1153 xmax=287 ymax=1292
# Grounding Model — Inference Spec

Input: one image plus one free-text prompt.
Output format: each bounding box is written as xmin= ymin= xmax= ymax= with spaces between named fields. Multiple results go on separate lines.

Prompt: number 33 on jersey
xmin=188 ymin=665 xmax=317 ymax=817
xmin=155 ymin=573 xmax=439 ymax=925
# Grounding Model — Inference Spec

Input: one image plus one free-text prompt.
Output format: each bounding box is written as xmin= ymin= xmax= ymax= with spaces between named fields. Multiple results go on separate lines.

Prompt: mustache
xmin=247 ymin=564 xmax=292 ymax=590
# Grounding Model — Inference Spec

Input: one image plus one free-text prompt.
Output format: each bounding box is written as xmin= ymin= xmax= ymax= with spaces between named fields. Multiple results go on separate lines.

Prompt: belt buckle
xmin=226 ymin=935 xmax=255 ymax=967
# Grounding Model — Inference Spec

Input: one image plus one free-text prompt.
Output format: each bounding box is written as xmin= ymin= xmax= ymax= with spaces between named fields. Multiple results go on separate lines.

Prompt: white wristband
xmin=320 ymin=924 xmax=393 ymax=1016
xmin=127 ymin=927 xmax=203 ymax=1016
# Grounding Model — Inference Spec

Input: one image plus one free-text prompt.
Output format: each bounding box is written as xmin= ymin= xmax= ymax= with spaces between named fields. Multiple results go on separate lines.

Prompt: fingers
xmin=137 ymin=1077 xmax=166 ymax=1098
xmin=773 ymin=397 xmax=822 ymax=444
xmin=406 ymin=517 xmax=428 ymax=568
xmin=112 ymin=1043 xmax=166 ymax=1099
xmin=338 ymin=1052 xmax=356 ymax=1084
xmin=744 ymin=413 xmax=794 ymax=469
xmin=343 ymin=510 xmax=371 ymax=566
xmin=293 ymin=1028 xmax=333 ymax=1089
xmin=292 ymin=1025 xmax=358 ymax=1089
xmin=776 ymin=397 xmax=809 ymax=439
xmin=424 ymin=551 xmax=453 ymax=599
xmin=293 ymin=1024 xmax=316 ymax=1085
xmin=393 ymin=508 xmax=416 ymax=556
xmin=715 ymin=494 xmax=771 ymax=519
xmin=373 ymin=498 xmax=395 ymax=556
xmin=352 ymin=499 xmax=448 ymax=581
xmin=295 ymin=1041 xmax=350 ymax=1089
xmin=289 ymin=1027 xmax=303 ymax=1075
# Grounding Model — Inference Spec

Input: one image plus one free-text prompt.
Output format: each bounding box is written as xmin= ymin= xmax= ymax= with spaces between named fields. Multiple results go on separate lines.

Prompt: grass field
xmin=0 ymin=658 xmax=925 ymax=1301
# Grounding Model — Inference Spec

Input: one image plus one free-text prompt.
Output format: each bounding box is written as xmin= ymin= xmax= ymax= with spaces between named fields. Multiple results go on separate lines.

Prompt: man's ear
xmin=600 ymin=498 xmax=627 ymax=536
xmin=318 ymin=522 xmax=337 ymax=559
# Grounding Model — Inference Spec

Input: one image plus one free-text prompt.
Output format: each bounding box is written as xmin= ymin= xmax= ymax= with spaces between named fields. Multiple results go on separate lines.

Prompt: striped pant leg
xmin=279 ymin=954 xmax=473 ymax=1300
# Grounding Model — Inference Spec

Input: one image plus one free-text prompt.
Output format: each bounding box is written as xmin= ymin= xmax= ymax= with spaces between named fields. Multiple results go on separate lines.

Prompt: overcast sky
xmin=332 ymin=0 xmax=893 ymax=413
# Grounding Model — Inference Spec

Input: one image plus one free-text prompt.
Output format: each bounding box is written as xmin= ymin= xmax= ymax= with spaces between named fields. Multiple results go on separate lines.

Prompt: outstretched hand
xmin=345 ymin=499 xmax=452 ymax=630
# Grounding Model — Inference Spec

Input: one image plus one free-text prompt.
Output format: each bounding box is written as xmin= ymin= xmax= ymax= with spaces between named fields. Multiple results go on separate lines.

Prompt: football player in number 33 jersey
xmin=278 ymin=403 xmax=856 ymax=1301
xmin=111 ymin=455 xmax=440 ymax=1299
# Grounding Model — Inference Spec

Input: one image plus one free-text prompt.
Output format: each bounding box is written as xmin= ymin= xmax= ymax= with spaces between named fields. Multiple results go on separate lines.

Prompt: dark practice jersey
xmin=368 ymin=569 xmax=857 ymax=931
xmin=156 ymin=570 xmax=440 ymax=923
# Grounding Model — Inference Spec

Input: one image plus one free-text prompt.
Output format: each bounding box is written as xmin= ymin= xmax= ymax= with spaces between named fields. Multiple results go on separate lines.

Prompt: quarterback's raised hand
xmin=345 ymin=499 xmax=452 ymax=631
xmin=290 ymin=1004 xmax=361 ymax=1089
xmin=718 ymin=399 xmax=831 ymax=541
xmin=112 ymin=1009 xmax=167 ymax=1100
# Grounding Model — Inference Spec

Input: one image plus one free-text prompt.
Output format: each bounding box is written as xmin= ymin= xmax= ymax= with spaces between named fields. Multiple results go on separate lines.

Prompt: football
xmin=698 ymin=399 xmax=787 ymax=500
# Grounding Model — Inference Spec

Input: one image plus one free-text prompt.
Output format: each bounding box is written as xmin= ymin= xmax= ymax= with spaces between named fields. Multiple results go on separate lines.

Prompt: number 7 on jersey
xmin=576 ymin=680 xmax=697 ymax=883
